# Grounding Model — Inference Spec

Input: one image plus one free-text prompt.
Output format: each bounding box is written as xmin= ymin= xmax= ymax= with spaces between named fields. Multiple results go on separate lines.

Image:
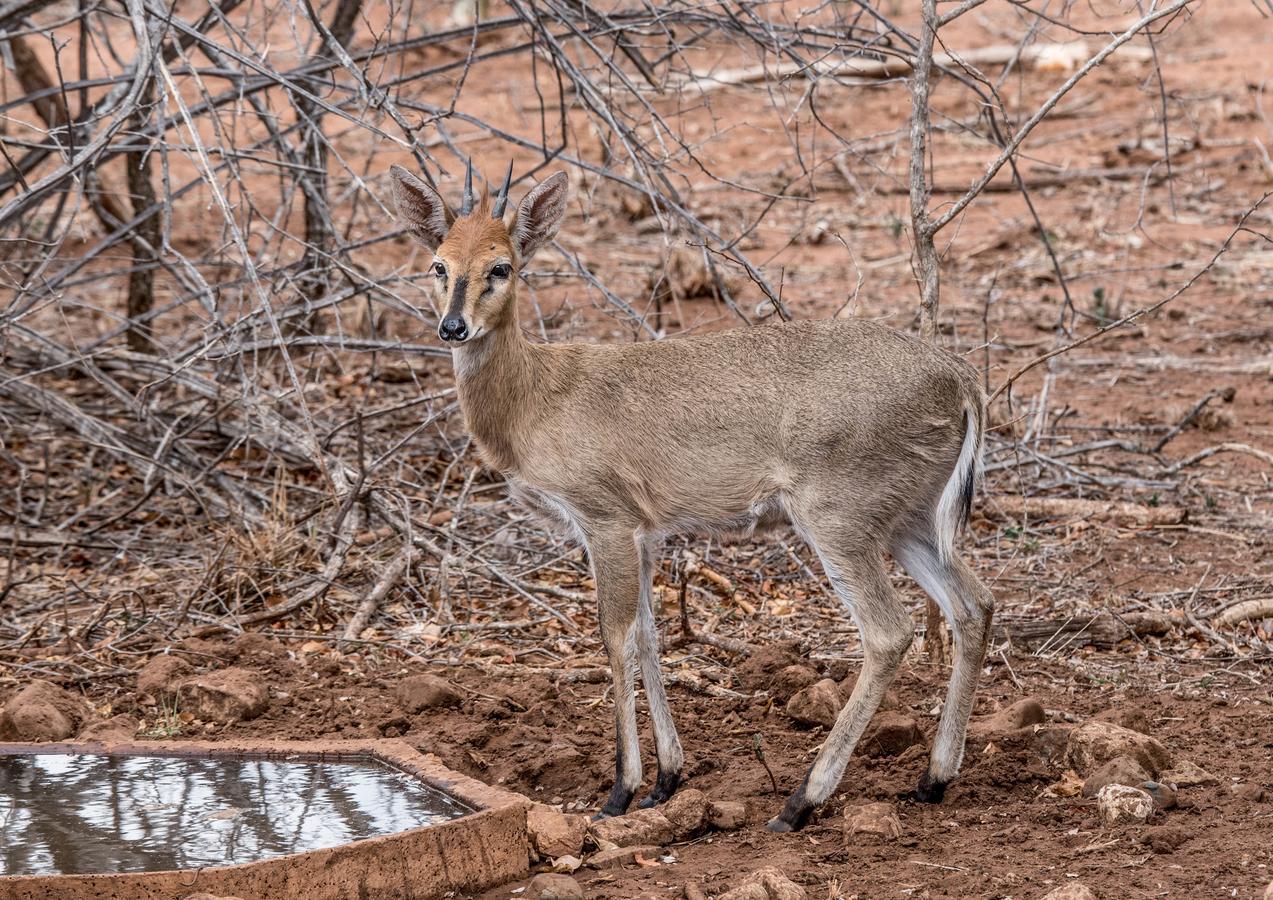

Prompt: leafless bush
xmin=1 ymin=0 xmax=1267 ymax=670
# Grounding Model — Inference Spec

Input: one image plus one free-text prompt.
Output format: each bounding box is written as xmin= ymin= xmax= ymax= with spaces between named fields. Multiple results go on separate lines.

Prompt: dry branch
xmin=982 ymin=496 xmax=1186 ymax=528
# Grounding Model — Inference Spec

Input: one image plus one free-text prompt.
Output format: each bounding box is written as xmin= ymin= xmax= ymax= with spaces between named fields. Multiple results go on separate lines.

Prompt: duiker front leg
xmin=769 ymin=543 xmax=913 ymax=832
xmin=635 ymin=539 xmax=683 ymax=807
xmin=587 ymin=527 xmax=644 ymax=818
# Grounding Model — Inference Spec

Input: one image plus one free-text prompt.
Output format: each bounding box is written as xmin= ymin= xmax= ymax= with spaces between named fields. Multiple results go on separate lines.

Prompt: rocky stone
xmin=1233 ymin=783 xmax=1267 ymax=803
xmin=683 ymin=885 xmax=709 ymax=900
xmin=589 ymin=808 xmax=674 ymax=848
xmin=1080 ymin=755 xmax=1151 ymax=799
xmin=772 ymin=665 xmax=818 ymax=702
xmin=786 ymin=679 xmax=842 ymax=729
xmin=1067 ymin=721 xmax=1172 ymax=776
xmin=719 ymin=867 xmax=806 ymax=900
xmin=230 ymin=632 xmax=287 ymax=660
xmin=737 ymin=640 xmax=804 ymax=690
xmin=137 ymin=656 xmax=192 ymax=701
xmin=527 ymin=803 xmax=588 ymax=859
xmin=661 ymin=788 xmax=709 ymax=839
xmin=707 ymin=800 xmax=747 ymax=831
xmin=1141 ymin=780 xmax=1176 ymax=810
xmin=79 ymin=714 xmax=138 ymax=742
xmin=395 ymin=673 xmax=462 ymax=712
xmin=1094 ymin=706 xmax=1153 ymax=735
xmin=182 ymin=895 xmax=245 ymax=900
xmin=0 ymin=681 xmax=92 ymax=742
xmin=1039 ymin=885 xmax=1098 ymax=900
xmin=843 ymin=802 xmax=902 ymax=843
xmin=1096 ymin=784 xmax=1154 ymax=826
xmin=1139 ymin=825 xmax=1190 ymax=854
xmin=1160 ymin=760 xmax=1219 ymax=787
xmin=549 ymin=855 xmax=582 ymax=874
xmin=861 ymin=712 xmax=924 ymax=757
xmin=177 ymin=668 xmax=268 ymax=723
xmin=1031 ymin=725 xmax=1075 ymax=768
xmin=969 ymin=698 xmax=1046 ymax=736
xmin=527 ymin=873 xmax=584 ymax=900
xmin=585 ymin=844 xmax=659 ymax=869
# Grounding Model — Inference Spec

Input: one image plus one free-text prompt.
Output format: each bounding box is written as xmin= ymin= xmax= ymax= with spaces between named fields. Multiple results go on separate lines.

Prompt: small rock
xmin=1094 ymin=706 xmax=1153 ymax=735
xmin=786 ymin=679 xmax=842 ymax=729
xmin=1096 ymin=784 xmax=1153 ymax=826
xmin=182 ymin=895 xmax=245 ymax=900
xmin=589 ymin=808 xmax=674 ymax=848
xmin=549 ymin=855 xmax=582 ymax=874
xmin=969 ymin=698 xmax=1046 ymax=735
xmin=230 ymin=632 xmax=286 ymax=660
xmin=707 ymin=800 xmax=747 ymax=831
xmin=1031 ymin=725 xmax=1074 ymax=767
xmin=585 ymin=844 xmax=659 ymax=869
xmin=661 ymin=788 xmax=709 ymax=839
xmin=0 ymin=681 xmax=92 ymax=742
xmin=177 ymin=668 xmax=268 ymax=723
xmin=1081 ymin=756 xmax=1151 ymax=799
xmin=1067 ymin=721 xmax=1172 ymax=777
xmin=1039 ymin=885 xmax=1098 ymax=900
xmin=79 ymin=714 xmax=138 ymax=743
xmin=527 ymin=872 xmax=584 ymax=900
xmin=683 ymin=885 xmax=709 ymax=900
xmin=843 ymin=802 xmax=902 ymax=844
xmin=1233 ymin=783 xmax=1267 ymax=803
xmin=1265 ymin=882 xmax=1273 ymax=900
xmin=395 ymin=673 xmax=462 ymax=712
xmin=1141 ymin=781 xmax=1176 ymax=810
xmin=861 ymin=712 xmax=924 ymax=757
xmin=137 ymin=656 xmax=192 ymax=701
xmin=719 ymin=867 xmax=806 ymax=900
xmin=1160 ymin=760 xmax=1218 ymax=787
xmin=1139 ymin=824 xmax=1190 ymax=854
xmin=771 ymin=665 xmax=817 ymax=702
xmin=527 ymin=803 xmax=588 ymax=859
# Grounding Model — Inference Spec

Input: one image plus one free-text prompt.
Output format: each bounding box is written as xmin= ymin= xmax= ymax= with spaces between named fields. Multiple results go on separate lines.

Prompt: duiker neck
xmin=451 ymin=308 xmax=537 ymax=474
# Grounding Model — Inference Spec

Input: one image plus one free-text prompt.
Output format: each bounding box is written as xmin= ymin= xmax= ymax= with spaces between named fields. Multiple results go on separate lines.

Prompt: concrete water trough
xmin=0 ymin=738 xmax=530 ymax=900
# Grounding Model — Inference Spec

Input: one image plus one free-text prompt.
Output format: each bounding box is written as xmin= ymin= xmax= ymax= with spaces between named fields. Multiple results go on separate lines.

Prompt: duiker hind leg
xmin=635 ymin=538 xmax=683 ymax=807
xmin=587 ymin=526 xmax=645 ymax=818
xmin=892 ymin=533 xmax=994 ymax=801
xmin=768 ymin=536 xmax=914 ymax=832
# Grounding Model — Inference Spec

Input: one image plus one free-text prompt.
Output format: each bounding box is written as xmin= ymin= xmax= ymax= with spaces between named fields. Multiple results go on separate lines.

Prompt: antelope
xmin=389 ymin=162 xmax=994 ymax=831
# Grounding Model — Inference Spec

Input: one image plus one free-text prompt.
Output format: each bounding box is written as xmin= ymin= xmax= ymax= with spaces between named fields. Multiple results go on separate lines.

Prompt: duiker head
xmin=390 ymin=161 xmax=568 ymax=345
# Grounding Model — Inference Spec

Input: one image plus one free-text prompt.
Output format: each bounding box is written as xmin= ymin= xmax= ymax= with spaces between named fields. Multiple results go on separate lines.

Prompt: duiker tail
xmin=932 ymin=400 xmax=984 ymax=563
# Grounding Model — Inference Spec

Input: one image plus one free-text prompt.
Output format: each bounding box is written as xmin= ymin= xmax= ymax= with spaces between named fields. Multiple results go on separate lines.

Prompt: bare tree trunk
xmin=293 ymin=0 xmax=362 ymax=321
xmin=908 ymin=0 xmax=951 ymax=666
xmin=125 ymin=76 xmax=158 ymax=353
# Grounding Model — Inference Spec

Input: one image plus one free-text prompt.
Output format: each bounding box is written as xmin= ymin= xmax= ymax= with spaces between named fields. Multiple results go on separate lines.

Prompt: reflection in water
xmin=0 ymin=753 xmax=469 ymax=876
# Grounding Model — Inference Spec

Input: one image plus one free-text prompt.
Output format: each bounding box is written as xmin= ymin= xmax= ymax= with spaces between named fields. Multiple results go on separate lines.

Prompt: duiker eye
xmin=490 ymin=263 xmax=511 ymax=279
xmin=432 ymin=262 xmax=446 ymax=278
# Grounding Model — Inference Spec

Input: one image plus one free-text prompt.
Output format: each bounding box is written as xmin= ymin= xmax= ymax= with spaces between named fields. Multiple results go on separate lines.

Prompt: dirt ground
xmin=3 ymin=1 xmax=1273 ymax=898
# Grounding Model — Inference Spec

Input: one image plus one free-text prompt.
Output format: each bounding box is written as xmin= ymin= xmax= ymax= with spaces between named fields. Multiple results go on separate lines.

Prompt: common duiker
xmin=390 ymin=162 xmax=993 ymax=831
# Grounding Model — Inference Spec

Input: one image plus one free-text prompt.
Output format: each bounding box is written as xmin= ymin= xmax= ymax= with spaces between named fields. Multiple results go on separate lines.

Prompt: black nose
xmin=439 ymin=316 xmax=468 ymax=342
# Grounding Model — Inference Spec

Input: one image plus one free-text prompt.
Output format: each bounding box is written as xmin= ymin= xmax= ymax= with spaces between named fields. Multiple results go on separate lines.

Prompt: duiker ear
xmin=390 ymin=164 xmax=453 ymax=251
xmin=509 ymin=172 xmax=569 ymax=262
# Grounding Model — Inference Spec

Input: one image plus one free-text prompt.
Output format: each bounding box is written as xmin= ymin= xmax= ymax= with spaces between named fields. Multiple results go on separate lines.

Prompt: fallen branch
xmin=983 ymin=496 xmax=1186 ymax=527
xmin=340 ymin=545 xmax=412 ymax=645
xmin=1214 ymin=599 xmax=1273 ymax=628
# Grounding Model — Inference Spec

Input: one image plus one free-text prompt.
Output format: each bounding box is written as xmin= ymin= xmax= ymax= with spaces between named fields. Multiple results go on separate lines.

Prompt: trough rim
xmin=0 ymin=737 xmax=532 ymax=897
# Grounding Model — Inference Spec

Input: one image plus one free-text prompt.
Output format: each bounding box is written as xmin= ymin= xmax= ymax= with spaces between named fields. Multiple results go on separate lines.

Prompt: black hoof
xmin=636 ymin=769 xmax=682 ymax=808
xmin=597 ymin=784 xmax=635 ymax=819
xmin=770 ymin=785 xmax=815 ymax=833
xmin=914 ymin=771 xmax=948 ymax=804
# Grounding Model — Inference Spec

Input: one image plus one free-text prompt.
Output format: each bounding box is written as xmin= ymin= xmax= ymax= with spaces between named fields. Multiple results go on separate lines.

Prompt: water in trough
xmin=0 ymin=752 xmax=469 ymax=876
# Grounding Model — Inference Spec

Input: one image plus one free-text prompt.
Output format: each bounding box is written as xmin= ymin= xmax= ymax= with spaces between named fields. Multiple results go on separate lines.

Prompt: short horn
xmin=460 ymin=159 xmax=475 ymax=216
xmin=492 ymin=159 xmax=514 ymax=219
